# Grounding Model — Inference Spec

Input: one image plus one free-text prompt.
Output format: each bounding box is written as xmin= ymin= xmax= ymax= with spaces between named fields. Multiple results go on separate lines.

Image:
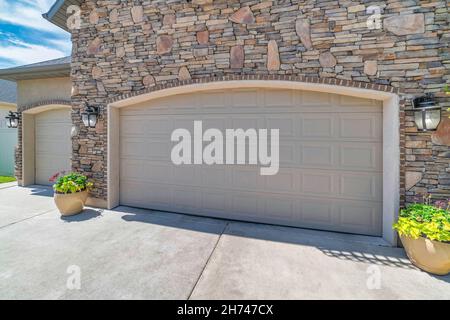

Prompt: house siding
xmin=16 ymin=0 xmax=450 ymax=205
xmin=16 ymin=77 xmax=72 ymax=107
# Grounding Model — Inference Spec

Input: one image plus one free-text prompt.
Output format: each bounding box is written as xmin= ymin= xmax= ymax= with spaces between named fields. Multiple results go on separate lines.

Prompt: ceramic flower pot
xmin=54 ymin=190 xmax=89 ymax=216
xmin=400 ymin=235 xmax=450 ymax=276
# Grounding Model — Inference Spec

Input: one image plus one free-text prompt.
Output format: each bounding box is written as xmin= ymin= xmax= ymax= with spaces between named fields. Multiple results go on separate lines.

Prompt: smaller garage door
xmin=35 ymin=109 xmax=72 ymax=185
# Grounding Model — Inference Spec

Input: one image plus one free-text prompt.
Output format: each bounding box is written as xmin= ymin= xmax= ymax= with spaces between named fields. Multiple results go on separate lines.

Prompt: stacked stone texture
xmin=16 ymin=0 xmax=448 ymax=205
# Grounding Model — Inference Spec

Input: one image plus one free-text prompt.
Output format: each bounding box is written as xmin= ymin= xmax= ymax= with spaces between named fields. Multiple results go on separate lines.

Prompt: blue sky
xmin=0 ymin=0 xmax=71 ymax=69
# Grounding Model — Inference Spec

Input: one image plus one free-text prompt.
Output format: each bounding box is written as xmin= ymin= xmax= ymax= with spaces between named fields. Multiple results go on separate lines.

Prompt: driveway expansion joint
xmin=187 ymin=222 xmax=230 ymax=300
xmin=0 ymin=209 xmax=56 ymax=230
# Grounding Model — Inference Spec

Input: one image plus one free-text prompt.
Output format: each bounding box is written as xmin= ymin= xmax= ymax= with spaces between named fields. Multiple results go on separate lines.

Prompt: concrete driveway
xmin=0 ymin=185 xmax=449 ymax=300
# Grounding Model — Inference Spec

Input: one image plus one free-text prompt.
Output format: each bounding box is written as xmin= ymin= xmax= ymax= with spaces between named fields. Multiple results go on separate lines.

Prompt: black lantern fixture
xmin=81 ymin=106 xmax=100 ymax=128
xmin=412 ymin=94 xmax=441 ymax=132
xmin=5 ymin=111 xmax=19 ymax=129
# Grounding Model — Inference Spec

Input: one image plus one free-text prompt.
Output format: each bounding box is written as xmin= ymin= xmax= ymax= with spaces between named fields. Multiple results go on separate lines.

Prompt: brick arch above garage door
xmin=18 ymin=99 xmax=72 ymax=112
xmin=107 ymin=75 xmax=401 ymax=106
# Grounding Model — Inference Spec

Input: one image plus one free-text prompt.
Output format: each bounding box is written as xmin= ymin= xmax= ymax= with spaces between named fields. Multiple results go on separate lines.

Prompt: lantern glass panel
xmin=414 ymin=108 xmax=441 ymax=131
xmin=88 ymin=114 xmax=97 ymax=128
xmin=425 ymin=109 xmax=441 ymax=130
xmin=82 ymin=113 xmax=89 ymax=127
xmin=5 ymin=112 xmax=19 ymax=129
xmin=9 ymin=117 xmax=18 ymax=128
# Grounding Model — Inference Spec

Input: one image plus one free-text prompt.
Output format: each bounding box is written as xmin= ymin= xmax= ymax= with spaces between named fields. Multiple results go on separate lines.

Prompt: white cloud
xmin=0 ymin=36 xmax=67 ymax=65
xmin=48 ymin=37 xmax=72 ymax=53
xmin=0 ymin=0 xmax=71 ymax=67
xmin=0 ymin=0 xmax=66 ymax=34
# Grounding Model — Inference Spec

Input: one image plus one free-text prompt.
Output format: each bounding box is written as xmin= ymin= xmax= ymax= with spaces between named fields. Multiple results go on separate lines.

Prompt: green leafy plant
xmin=51 ymin=172 xmax=93 ymax=195
xmin=393 ymin=202 xmax=450 ymax=242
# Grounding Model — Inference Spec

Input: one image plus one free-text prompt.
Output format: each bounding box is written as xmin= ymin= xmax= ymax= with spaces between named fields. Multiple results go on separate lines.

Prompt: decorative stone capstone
xmin=142 ymin=75 xmax=155 ymax=87
xmin=230 ymin=45 xmax=245 ymax=69
xmin=92 ymin=66 xmax=103 ymax=79
xmin=230 ymin=6 xmax=255 ymax=24
xmin=163 ymin=14 xmax=176 ymax=26
xmin=364 ymin=61 xmax=378 ymax=76
xmin=319 ymin=52 xmax=337 ymax=68
xmin=96 ymin=81 xmax=105 ymax=93
xmin=192 ymin=0 xmax=213 ymax=4
xmin=92 ymin=161 xmax=103 ymax=173
xmin=406 ymin=172 xmax=423 ymax=190
xmin=116 ymin=47 xmax=125 ymax=58
xmin=267 ymin=40 xmax=280 ymax=71
xmin=193 ymin=47 xmax=208 ymax=57
xmin=197 ymin=31 xmax=209 ymax=45
xmin=431 ymin=118 xmax=450 ymax=146
xmin=89 ymin=10 xmax=99 ymax=25
xmin=87 ymin=37 xmax=102 ymax=55
xmin=296 ymin=19 xmax=312 ymax=50
xmin=384 ymin=14 xmax=425 ymax=36
xmin=348 ymin=5 xmax=365 ymax=13
xmin=157 ymin=35 xmax=173 ymax=55
xmin=131 ymin=6 xmax=144 ymax=23
xmin=71 ymin=86 xmax=79 ymax=97
xmin=109 ymin=8 xmax=118 ymax=23
xmin=178 ymin=67 xmax=192 ymax=81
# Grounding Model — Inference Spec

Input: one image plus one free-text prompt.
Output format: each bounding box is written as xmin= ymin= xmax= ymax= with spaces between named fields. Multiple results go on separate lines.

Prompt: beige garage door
xmin=120 ymin=88 xmax=383 ymax=236
xmin=35 ymin=109 xmax=72 ymax=185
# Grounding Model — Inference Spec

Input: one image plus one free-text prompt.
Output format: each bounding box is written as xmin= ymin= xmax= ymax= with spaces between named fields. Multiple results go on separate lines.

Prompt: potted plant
xmin=50 ymin=172 xmax=93 ymax=216
xmin=393 ymin=198 xmax=450 ymax=275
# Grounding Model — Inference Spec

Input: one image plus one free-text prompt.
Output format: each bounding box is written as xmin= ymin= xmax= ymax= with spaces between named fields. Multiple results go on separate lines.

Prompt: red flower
xmin=49 ymin=171 xmax=64 ymax=183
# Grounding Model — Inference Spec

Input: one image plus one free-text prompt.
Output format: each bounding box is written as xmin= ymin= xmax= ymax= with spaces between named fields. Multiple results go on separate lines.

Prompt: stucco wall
xmin=17 ymin=77 xmax=71 ymax=108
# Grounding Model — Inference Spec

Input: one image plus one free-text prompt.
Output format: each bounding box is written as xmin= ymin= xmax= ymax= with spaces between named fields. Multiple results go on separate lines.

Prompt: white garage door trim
xmin=108 ymin=80 xmax=400 ymax=246
xmin=21 ymin=104 xmax=72 ymax=186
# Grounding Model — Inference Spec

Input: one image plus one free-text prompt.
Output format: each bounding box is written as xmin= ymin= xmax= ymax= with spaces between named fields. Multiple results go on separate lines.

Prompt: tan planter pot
xmin=400 ymin=235 xmax=450 ymax=276
xmin=54 ymin=190 xmax=89 ymax=216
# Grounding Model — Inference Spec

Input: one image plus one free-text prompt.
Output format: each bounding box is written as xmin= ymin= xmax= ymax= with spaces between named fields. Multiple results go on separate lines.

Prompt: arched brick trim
xmin=107 ymin=75 xmax=401 ymax=105
xmin=18 ymin=99 xmax=72 ymax=112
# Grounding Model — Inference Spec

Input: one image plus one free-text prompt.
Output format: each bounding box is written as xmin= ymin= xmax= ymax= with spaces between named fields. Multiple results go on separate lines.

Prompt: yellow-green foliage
xmin=393 ymin=204 xmax=450 ymax=242
xmin=53 ymin=173 xmax=93 ymax=195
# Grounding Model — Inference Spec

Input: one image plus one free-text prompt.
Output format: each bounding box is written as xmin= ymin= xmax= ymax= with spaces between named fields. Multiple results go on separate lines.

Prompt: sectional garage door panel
xmin=35 ymin=109 xmax=72 ymax=186
xmin=120 ymin=88 xmax=383 ymax=236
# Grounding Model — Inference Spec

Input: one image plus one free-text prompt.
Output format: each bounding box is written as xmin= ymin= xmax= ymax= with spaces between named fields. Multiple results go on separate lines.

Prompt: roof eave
xmin=0 ymin=102 xmax=17 ymax=109
xmin=0 ymin=64 xmax=71 ymax=81
xmin=43 ymin=0 xmax=83 ymax=32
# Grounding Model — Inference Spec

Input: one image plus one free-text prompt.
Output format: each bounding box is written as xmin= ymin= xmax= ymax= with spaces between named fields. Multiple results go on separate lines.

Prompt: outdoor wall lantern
xmin=81 ymin=106 xmax=100 ymax=128
xmin=5 ymin=111 xmax=20 ymax=129
xmin=412 ymin=94 xmax=441 ymax=132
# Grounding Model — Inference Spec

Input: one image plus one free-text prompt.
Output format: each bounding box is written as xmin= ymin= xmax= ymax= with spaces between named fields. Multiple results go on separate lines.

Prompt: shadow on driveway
xmin=25 ymin=185 xmax=54 ymax=198
xmin=116 ymin=205 xmax=443 ymax=276
xmin=120 ymin=206 xmax=227 ymax=235
xmin=61 ymin=209 xmax=104 ymax=223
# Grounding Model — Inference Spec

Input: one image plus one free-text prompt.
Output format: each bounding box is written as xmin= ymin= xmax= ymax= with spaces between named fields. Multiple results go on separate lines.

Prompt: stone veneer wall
xmin=63 ymin=0 xmax=449 ymax=204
